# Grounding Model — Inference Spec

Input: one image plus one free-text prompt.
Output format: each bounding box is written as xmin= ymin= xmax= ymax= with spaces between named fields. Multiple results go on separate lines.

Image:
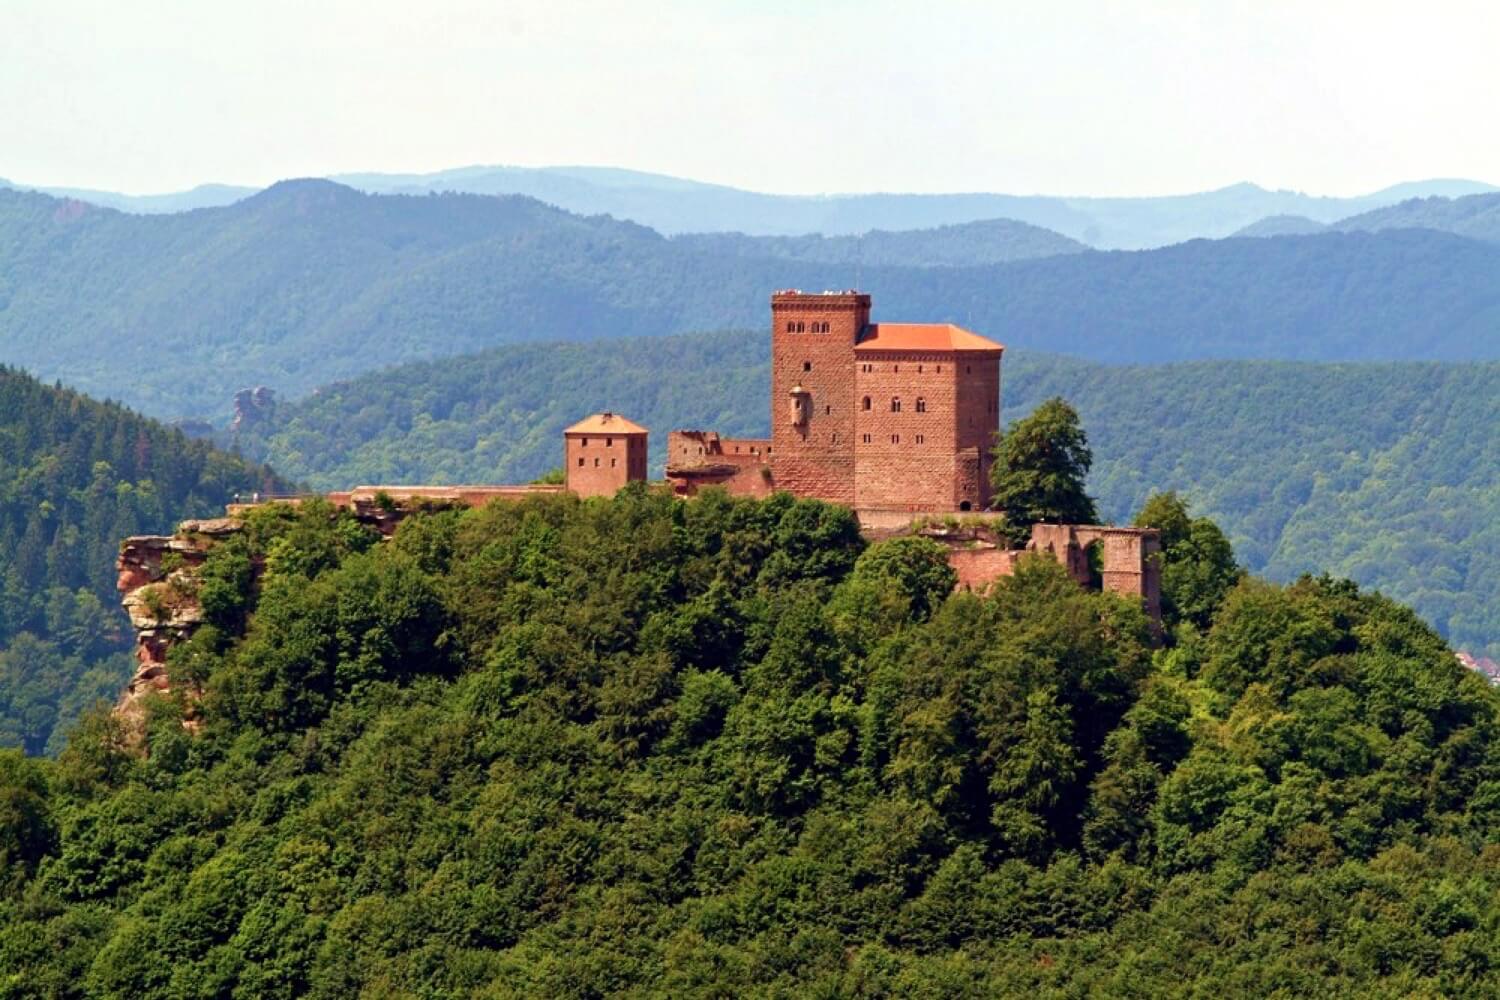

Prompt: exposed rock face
xmin=231 ymin=386 xmax=276 ymax=432
xmin=115 ymin=517 xmax=243 ymax=731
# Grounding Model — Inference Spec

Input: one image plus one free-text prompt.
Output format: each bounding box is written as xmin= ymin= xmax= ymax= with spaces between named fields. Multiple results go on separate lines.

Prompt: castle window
xmin=606 ymin=438 xmax=612 ymax=447
xmin=611 ymin=458 xmax=617 ymax=467
xmin=891 ymin=398 xmax=901 ymax=412
xmin=862 ymin=434 xmax=872 ymax=443
xmin=803 ymin=361 xmax=812 ymax=372
xmin=796 ymin=321 xmax=805 ymax=333
xmin=582 ymin=438 xmax=588 ymax=446
xmin=894 ymin=365 xmax=899 ymax=372
xmin=577 ymin=457 xmax=585 ymax=467
xmin=824 ymin=405 xmax=831 ymax=415
xmin=891 ymin=434 xmax=900 ymax=444
xmin=937 ymin=365 xmax=942 ymax=373
xmin=861 ymin=363 xmax=873 ymax=372
xmin=917 ymin=364 xmax=923 ymax=373
xmin=786 ymin=322 xmax=795 ymax=332
xmin=862 ymin=396 xmax=871 ymax=411
xmin=916 ymin=434 xmax=925 ymax=444
xmin=831 ymin=433 xmax=838 ymax=443
xmin=916 ymin=397 xmax=926 ymax=413
xmin=594 ymin=458 xmax=600 ymax=467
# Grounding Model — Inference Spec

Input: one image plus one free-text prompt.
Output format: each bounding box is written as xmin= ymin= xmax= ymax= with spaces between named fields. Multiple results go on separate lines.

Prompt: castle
xmin=114 ymin=289 xmax=1160 ymax=727
xmin=554 ymin=289 xmax=1159 ymax=617
xmin=650 ymin=290 xmax=1003 ymax=514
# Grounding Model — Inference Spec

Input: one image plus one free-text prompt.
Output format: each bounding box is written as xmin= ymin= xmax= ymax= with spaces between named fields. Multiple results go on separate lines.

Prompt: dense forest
xmin=0 ymin=367 xmax=286 ymax=755
xmin=3 ymin=182 xmax=1499 ymax=417
xmin=0 ymin=489 xmax=1495 ymax=995
xmin=1332 ymin=191 xmax=1500 ymax=244
xmin=671 ymin=219 xmax=1086 ymax=266
xmin=233 ymin=334 xmax=1500 ymax=659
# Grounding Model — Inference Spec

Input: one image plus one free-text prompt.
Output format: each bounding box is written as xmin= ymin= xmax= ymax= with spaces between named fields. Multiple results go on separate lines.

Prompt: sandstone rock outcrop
xmin=115 ymin=517 xmax=243 ymax=730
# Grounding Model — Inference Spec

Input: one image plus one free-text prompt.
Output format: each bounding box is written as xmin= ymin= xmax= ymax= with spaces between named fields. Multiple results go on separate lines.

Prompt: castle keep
xmin=664 ymin=290 xmax=1004 ymax=514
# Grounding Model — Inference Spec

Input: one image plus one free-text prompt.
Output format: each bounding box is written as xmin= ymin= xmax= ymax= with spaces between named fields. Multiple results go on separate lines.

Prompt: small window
xmin=824 ymin=405 xmax=831 ymax=415
xmin=796 ymin=321 xmax=805 ymax=333
xmin=593 ymin=458 xmax=600 ymax=467
xmin=786 ymin=321 xmax=795 ymax=332
xmin=917 ymin=364 xmax=923 ymax=373
xmin=862 ymin=433 xmax=872 ymax=443
xmin=862 ymin=396 xmax=871 ymax=411
xmin=891 ymin=434 xmax=900 ymax=444
xmin=611 ymin=458 xmax=617 ymax=467
xmin=916 ymin=434 xmax=925 ymax=444
xmin=894 ymin=364 xmax=899 ymax=373
xmin=861 ymin=363 xmax=873 ymax=372
xmin=916 ymin=397 xmax=926 ymax=413
xmin=891 ymin=398 xmax=901 ymax=412
xmin=823 ymin=322 xmax=831 ymax=332
xmin=831 ymin=433 xmax=838 ymax=443
xmin=937 ymin=365 xmax=942 ymax=373
xmin=577 ymin=457 xmax=584 ymax=467
xmin=803 ymin=361 xmax=811 ymax=372
xmin=582 ymin=437 xmax=588 ymax=447
xmin=606 ymin=437 xmax=612 ymax=447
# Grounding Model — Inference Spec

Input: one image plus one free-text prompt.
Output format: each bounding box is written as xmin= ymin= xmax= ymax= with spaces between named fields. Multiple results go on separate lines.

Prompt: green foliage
xmin=0 ymin=490 xmax=1490 ymax=994
xmin=989 ymin=397 xmax=1098 ymax=540
xmin=0 ymin=366 xmax=288 ymax=754
xmin=1134 ymin=492 xmax=1243 ymax=630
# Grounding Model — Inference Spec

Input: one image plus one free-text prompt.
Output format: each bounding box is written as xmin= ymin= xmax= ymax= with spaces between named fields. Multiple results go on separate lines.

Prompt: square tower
xmin=769 ymin=290 xmax=869 ymax=504
xmin=564 ymin=412 xmax=649 ymax=498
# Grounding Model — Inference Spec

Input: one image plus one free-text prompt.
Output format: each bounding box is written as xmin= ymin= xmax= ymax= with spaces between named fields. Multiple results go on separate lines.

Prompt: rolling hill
xmin=1332 ymin=191 xmax=1500 ymax=244
xmin=2 ymin=182 xmax=1498 ymax=420
xmin=231 ymin=333 xmax=1500 ymax=659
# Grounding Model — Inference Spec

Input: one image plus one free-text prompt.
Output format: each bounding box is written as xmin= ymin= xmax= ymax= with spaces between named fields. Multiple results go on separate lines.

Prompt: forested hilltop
xmin=3 ymin=182 xmax=1499 ymax=417
xmin=232 ymin=334 xmax=1500 ymax=659
xmin=0 ymin=367 xmax=286 ymax=755
xmin=1 ymin=489 xmax=1496 ymax=995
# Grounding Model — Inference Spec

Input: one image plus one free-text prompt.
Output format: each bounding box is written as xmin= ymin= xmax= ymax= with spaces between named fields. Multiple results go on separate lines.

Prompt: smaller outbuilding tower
xmin=564 ymin=412 xmax=649 ymax=498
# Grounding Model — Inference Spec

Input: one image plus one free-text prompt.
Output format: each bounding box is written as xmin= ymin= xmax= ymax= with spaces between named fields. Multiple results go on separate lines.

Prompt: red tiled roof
xmin=564 ymin=412 xmax=648 ymax=435
xmin=855 ymin=323 xmax=1004 ymax=353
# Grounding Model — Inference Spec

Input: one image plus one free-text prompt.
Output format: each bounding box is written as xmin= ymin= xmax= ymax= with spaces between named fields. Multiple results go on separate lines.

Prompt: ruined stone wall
xmin=769 ymin=291 xmax=865 ymax=505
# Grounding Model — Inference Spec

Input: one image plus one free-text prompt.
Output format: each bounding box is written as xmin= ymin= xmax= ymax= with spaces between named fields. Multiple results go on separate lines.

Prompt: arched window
xmin=891 ymin=398 xmax=901 ymax=412
xmin=803 ymin=361 xmax=812 ymax=372
xmin=915 ymin=397 xmax=926 ymax=413
xmin=822 ymin=322 xmax=831 ymax=332
xmin=862 ymin=396 xmax=871 ymax=411
xmin=786 ymin=321 xmax=795 ymax=332
xmin=959 ymin=501 xmax=972 ymax=512
xmin=796 ymin=321 xmax=805 ymax=333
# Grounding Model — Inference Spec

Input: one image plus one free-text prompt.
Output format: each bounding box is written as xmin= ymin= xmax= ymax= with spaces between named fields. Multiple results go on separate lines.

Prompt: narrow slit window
xmin=916 ymin=397 xmax=926 ymax=413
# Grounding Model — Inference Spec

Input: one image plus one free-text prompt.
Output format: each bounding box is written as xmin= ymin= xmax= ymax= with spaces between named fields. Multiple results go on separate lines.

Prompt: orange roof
xmin=564 ymin=412 xmax=648 ymax=435
xmin=855 ymin=323 xmax=1004 ymax=353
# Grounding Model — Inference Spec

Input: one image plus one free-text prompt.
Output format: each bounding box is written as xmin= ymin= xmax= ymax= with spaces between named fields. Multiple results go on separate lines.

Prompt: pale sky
xmin=2 ymin=0 xmax=1496 ymax=197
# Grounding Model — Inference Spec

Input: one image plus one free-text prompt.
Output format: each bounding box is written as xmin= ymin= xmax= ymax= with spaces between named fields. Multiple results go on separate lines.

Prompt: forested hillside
xmin=3 ymin=182 xmax=1499 ymax=417
xmin=1 ymin=492 xmax=1495 ymax=995
xmin=0 ymin=367 xmax=286 ymax=754
xmin=1333 ymin=191 xmax=1500 ymax=243
xmin=233 ymin=334 xmax=1500 ymax=658
xmin=671 ymin=218 xmax=1086 ymax=266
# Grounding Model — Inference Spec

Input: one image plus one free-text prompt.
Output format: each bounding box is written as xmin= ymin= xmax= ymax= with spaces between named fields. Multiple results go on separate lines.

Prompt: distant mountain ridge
xmin=5 ymin=167 xmax=1495 ymax=248
xmin=2 ymin=179 xmax=1498 ymax=418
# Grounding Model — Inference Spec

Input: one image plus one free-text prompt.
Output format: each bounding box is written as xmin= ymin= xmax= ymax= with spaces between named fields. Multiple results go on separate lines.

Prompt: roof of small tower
xmin=564 ymin=412 xmax=648 ymax=435
xmin=855 ymin=323 xmax=1004 ymax=353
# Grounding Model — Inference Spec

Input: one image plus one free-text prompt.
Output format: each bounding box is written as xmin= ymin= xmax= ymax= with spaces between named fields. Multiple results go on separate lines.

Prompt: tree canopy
xmin=989 ymin=397 xmax=1099 ymax=540
xmin=0 ymin=489 xmax=1494 ymax=995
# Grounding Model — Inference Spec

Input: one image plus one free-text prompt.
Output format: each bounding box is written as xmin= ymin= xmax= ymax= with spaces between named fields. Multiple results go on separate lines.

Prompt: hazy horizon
xmin=4 ymin=1 xmax=1498 ymax=199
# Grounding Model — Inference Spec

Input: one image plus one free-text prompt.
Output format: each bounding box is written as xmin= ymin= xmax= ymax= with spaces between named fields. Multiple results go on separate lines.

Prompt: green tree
xmin=989 ymin=397 xmax=1097 ymax=543
xmin=1133 ymin=492 xmax=1242 ymax=631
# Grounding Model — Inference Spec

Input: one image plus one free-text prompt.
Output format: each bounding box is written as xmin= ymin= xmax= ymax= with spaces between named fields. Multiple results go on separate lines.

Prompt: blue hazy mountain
xmin=5 ymin=167 xmax=1495 ymax=248
xmin=2 ymin=179 xmax=1499 ymax=418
